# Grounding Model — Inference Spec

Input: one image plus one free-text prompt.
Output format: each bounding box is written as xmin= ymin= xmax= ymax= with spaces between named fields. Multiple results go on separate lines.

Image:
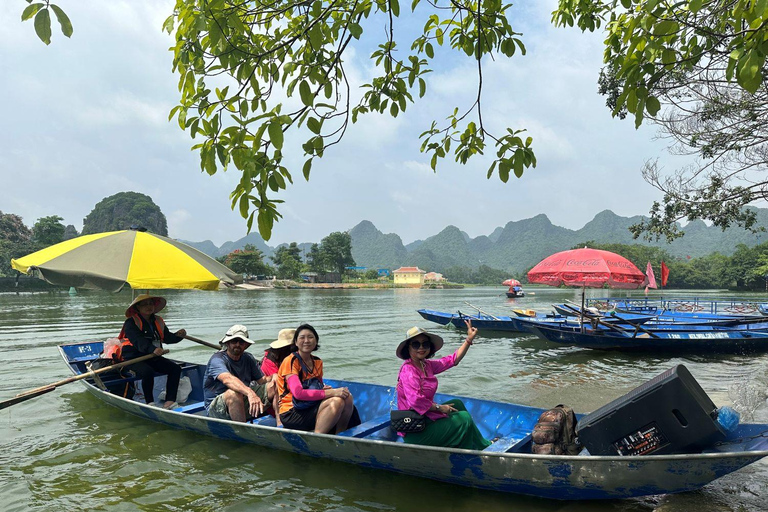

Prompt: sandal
xmin=162 ymin=401 xmax=179 ymax=410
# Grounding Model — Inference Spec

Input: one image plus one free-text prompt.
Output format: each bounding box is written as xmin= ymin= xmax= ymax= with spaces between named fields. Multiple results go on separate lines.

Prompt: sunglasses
xmin=229 ymin=339 xmax=248 ymax=345
xmin=410 ymin=340 xmax=431 ymax=349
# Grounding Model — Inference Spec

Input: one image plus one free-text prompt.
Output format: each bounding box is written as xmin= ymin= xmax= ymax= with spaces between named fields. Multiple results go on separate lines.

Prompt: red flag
xmin=645 ymin=262 xmax=657 ymax=289
xmin=661 ymin=261 xmax=669 ymax=287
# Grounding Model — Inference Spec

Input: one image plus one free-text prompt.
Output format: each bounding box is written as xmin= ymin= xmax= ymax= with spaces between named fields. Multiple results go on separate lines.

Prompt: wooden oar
xmin=0 ymin=349 xmax=169 ymax=411
xmin=184 ymin=334 xmax=221 ymax=350
xmin=463 ymin=301 xmax=501 ymax=320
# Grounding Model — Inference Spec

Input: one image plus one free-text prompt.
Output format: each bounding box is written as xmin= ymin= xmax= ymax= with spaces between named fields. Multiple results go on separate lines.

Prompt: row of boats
xmin=418 ymin=297 xmax=768 ymax=352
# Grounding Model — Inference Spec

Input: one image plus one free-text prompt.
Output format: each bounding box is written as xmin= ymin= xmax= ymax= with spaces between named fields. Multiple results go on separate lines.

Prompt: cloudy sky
xmin=0 ymin=1 xmax=690 ymax=246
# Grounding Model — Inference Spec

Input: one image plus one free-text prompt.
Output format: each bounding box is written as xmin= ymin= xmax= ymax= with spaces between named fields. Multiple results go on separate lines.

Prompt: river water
xmin=1 ymin=287 xmax=767 ymax=511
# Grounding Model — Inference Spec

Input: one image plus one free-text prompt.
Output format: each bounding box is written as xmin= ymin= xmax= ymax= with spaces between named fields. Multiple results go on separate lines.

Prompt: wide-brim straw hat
xmin=396 ymin=326 xmax=444 ymax=359
xmin=125 ymin=294 xmax=166 ymax=317
xmin=270 ymin=328 xmax=295 ymax=349
xmin=219 ymin=324 xmax=255 ymax=346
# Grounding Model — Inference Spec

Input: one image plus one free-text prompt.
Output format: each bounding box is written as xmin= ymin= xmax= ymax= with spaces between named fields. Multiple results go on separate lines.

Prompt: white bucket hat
xmin=219 ymin=324 xmax=255 ymax=346
xmin=270 ymin=328 xmax=295 ymax=349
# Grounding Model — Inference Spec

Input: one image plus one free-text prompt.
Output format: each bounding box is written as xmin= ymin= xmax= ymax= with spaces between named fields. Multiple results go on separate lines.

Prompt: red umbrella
xmin=527 ymin=248 xmax=645 ymax=329
xmin=502 ymin=279 xmax=521 ymax=287
xmin=527 ymin=248 xmax=645 ymax=289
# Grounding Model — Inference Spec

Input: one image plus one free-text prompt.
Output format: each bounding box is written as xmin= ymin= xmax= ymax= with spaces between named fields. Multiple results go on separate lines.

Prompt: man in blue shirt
xmin=204 ymin=324 xmax=272 ymax=421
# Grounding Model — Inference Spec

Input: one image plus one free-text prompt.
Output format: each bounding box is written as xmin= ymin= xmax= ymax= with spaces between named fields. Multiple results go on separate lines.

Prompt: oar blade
xmin=0 ymin=386 xmax=56 ymax=411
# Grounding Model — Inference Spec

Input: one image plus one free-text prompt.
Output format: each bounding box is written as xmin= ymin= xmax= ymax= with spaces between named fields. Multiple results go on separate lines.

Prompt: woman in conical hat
xmin=118 ymin=294 xmax=187 ymax=409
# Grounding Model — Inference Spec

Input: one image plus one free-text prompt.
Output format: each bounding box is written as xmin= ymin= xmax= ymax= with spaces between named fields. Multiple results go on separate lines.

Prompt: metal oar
xmin=184 ymin=334 xmax=221 ymax=350
xmin=463 ymin=301 xmax=501 ymax=320
xmin=0 ymin=349 xmax=169 ymax=411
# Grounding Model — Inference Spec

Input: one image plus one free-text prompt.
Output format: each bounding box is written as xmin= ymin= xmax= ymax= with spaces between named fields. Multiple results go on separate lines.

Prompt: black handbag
xmin=390 ymin=409 xmax=427 ymax=433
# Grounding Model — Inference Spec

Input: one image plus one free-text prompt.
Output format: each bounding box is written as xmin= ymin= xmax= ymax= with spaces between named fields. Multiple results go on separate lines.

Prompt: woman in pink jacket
xmin=395 ymin=319 xmax=491 ymax=450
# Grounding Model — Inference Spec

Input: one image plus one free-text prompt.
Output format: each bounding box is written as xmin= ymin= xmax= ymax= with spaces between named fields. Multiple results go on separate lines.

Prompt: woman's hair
xmin=265 ymin=345 xmax=293 ymax=364
xmin=291 ymin=323 xmax=320 ymax=352
xmin=399 ymin=338 xmax=435 ymax=360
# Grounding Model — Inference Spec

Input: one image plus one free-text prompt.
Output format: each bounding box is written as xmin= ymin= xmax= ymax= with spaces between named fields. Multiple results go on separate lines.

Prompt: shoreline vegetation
xmin=239 ymin=279 xmax=466 ymax=290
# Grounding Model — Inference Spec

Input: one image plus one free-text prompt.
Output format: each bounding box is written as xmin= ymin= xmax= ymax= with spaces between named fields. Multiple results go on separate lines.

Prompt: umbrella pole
xmin=580 ymin=284 xmax=586 ymax=333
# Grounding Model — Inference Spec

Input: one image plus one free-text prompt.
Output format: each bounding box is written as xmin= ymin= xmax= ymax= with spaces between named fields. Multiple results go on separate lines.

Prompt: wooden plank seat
xmin=483 ymin=432 xmax=532 ymax=453
xmin=337 ymin=414 xmax=390 ymax=438
xmin=174 ymin=402 xmax=206 ymax=414
xmin=249 ymin=415 xmax=278 ymax=427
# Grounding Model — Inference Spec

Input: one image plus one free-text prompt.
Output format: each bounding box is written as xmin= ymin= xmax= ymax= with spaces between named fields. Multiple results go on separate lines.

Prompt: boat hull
xmin=59 ymin=341 xmax=768 ymax=500
xmin=531 ymin=323 xmax=768 ymax=352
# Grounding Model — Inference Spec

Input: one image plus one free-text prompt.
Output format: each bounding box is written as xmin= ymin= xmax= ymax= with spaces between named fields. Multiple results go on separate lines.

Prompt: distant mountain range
xmin=180 ymin=208 xmax=768 ymax=274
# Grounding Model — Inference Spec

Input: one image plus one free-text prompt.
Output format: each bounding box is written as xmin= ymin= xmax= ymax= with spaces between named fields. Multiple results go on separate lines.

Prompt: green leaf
xmin=390 ymin=0 xmax=400 ymax=17
xmin=646 ymin=96 xmax=661 ymax=116
xmin=50 ymin=4 xmax=72 ymax=37
xmin=268 ymin=122 xmax=284 ymax=150
xmin=239 ymin=195 xmax=249 ymax=218
xmin=307 ymin=117 xmax=321 ymax=134
xmin=689 ymin=0 xmax=703 ymax=13
xmin=299 ymin=80 xmax=313 ymax=106
xmin=257 ymin=210 xmax=273 ymax=241
xmin=653 ymin=20 xmax=678 ymax=37
xmin=21 ymin=3 xmax=44 ymax=21
xmin=302 ymin=159 xmax=312 ymax=180
xmin=162 ymin=15 xmax=175 ymax=34
xmin=349 ymin=23 xmax=362 ymax=39
xmin=34 ymin=8 xmax=52 ymax=45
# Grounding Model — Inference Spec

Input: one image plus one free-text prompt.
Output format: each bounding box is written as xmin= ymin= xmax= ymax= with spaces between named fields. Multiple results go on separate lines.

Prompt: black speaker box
xmin=576 ymin=365 xmax=726 ymax=456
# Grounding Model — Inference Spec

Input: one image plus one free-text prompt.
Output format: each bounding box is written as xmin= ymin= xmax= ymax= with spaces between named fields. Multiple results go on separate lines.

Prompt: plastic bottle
xmin=716 ymin=406 xmax=740 ymax=433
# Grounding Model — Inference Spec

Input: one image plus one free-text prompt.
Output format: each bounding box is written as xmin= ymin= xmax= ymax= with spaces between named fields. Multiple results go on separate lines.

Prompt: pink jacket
xmin=396 ymin=351 xmax=457 ymax=426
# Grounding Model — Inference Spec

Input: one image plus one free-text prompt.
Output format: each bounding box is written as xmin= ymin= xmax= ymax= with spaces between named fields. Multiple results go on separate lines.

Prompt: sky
xmin=0 ymin=1 xmax=693 ymax=247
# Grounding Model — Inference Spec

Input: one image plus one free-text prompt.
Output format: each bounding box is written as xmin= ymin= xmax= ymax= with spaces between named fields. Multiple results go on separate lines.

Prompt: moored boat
xmin=58 ymin=340 xmax=768 ymax=500
xmin=529 ymin=322 xmax=768 ymax=352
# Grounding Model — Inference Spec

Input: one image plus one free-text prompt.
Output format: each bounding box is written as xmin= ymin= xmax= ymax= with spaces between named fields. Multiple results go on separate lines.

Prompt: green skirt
xmin=403 ymin=399 xmax=491 ymax=451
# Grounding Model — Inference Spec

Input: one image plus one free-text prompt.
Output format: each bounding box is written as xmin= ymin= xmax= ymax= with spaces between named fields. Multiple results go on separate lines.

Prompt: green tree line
xmin=219 ymin=232 xmax=356 ymax=280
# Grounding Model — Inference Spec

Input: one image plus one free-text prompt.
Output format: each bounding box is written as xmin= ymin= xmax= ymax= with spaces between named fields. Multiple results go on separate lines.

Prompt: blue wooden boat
xmin=529 ymin=322 xmax=768 ymax=352
xmin=588 ymin=297 xmax=768 ymax=317
xmin=417 ymin=308 xmax=654 ymax=333
xmin=552 ymin=303 xmax=759 ymax=326
xmin=58 ymin=340 xmax=768 ymax=499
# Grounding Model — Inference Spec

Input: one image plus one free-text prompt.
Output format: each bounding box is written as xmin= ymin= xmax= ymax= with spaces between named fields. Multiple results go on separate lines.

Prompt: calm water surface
xmin=1 ymin=287 xmax=768 ymax=511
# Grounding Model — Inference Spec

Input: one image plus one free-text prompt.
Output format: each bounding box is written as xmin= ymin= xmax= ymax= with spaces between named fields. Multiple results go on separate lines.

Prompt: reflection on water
xmin=1 ymin=287 xmax=767 ymax=511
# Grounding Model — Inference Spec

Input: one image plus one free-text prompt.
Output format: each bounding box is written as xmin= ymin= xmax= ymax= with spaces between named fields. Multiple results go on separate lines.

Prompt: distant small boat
xmin=506 ymin=285 xmax=525 ymax=298
xmin=57 ymin=340 xmax=768 ymax=500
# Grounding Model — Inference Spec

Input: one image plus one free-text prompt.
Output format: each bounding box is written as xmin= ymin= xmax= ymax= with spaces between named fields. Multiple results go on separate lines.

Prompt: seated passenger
xmin=395 ymin=320 xmax=491 ymax=450
xmin=119 ymin=294 xmax=186 ymax=409
xmin=261 ymin=328 xmax=295 ymax=426
xmin=261 ymin=328 xmax=295 ymax=377
xmin=276 ymin=324 xmax=355 ymax=433
xmin=203 ymin=324 xmax=272 ymax=422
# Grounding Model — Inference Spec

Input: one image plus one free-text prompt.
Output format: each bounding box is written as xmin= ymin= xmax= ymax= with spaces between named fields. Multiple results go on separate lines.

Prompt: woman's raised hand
xmin=464 ymin=319 xmax=478 ymax=344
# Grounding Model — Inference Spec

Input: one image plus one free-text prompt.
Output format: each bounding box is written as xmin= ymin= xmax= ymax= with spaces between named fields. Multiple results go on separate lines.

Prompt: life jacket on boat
xmin=116 ymin=314 xmax=167 ymax=360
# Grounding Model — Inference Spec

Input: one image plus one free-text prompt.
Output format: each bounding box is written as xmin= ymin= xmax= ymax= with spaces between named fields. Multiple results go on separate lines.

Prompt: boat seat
xmin=249 ymin=415 xmax=278 ymax=427
xmin=483 ymin=432 xmax=532 ymax=453
xmin=174 ymin=402 xmax=206 ymax=414
xmin=337 ymin=413 xmax=391 ymax=438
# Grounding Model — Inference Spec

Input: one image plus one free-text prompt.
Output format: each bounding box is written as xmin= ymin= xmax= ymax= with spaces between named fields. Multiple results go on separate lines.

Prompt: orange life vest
xmin=116 ymin=314 xmax=167 ymax=360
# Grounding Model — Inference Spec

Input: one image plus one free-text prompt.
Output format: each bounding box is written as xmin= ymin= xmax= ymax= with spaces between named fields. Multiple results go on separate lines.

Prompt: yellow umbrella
xmin=12 ymin=229 xmax=242 ymax=292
